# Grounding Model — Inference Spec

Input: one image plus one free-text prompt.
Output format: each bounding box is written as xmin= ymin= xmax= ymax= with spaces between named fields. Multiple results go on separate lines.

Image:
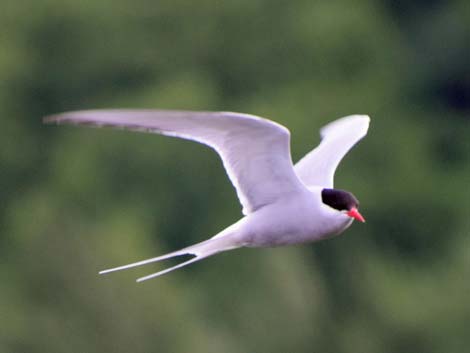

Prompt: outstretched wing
xmin=294 ymin=115 xmax=370 ymax=188
xmin=45 ymin=109 xmax=305 ymax=215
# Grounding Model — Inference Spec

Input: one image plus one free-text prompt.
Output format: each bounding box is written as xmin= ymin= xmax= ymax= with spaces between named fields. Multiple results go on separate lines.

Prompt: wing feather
xmin=294 ymin=115 xmax=370 ymax=188
xmin=45 ymin=110 xmax=305 ymax=214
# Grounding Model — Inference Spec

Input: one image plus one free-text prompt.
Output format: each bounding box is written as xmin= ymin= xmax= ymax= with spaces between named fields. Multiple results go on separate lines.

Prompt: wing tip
xmin=320 ymin=114 xmax=370 ymax=138
xmin=354 ymin=114 xmax=371 ymax=125
xmin=42 ymin=110 xmax=125 ymax=127
xmin=42 ymin=113 xmax=90 ymax=127
xmin=43 ymin=111 xmax=84 ymax=125
xmin=336 ymin=114 xmax=370 ymax=125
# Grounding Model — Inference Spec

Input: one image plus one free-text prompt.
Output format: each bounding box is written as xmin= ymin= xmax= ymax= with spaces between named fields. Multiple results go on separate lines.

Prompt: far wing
xmin=294 ymin=115 xmax=370 ymax=188
xmin=45 ymin=110 xmax=305 ymax=215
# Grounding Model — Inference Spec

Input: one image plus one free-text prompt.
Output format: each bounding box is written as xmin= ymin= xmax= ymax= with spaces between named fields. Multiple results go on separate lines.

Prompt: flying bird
xmin=44 ymin=110 xmax=369 ymax=282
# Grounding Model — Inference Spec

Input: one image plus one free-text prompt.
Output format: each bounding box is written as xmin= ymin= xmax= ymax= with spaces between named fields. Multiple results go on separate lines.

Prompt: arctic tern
xmin=44 ymin=110 xmax=369 ymax=282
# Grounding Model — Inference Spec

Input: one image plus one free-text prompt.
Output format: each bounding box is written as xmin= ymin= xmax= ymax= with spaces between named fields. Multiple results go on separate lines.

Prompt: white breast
xmin=240 ymin=188 xmax=353 ymax=247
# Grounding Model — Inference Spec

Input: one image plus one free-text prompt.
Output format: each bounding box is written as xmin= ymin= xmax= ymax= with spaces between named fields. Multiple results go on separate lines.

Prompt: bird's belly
xmin=243 ymin=199 xmax=352 ymax=248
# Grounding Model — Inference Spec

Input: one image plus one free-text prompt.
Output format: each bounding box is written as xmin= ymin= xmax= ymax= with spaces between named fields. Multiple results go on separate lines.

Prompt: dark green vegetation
xmin=1 ymin=1 xmax=469 ymax=352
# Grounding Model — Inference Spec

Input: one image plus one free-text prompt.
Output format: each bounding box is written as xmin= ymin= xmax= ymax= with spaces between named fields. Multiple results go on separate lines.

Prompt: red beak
xmin=347 ymin=207 xmax=365 ymax=223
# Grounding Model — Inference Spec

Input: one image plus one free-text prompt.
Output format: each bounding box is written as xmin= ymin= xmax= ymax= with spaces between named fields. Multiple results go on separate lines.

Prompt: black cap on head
xmin=321 ymin=188 xmax=359 ymax=212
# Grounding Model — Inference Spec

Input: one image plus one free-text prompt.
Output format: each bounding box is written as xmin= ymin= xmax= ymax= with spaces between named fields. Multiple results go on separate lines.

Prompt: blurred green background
xmin=1 ymin=0 xmax=469 ymax=352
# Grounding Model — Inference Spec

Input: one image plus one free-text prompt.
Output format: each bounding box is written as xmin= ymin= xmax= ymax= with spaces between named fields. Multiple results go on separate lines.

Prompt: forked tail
xmin=99 ymin=233 xmax=240 ymax=282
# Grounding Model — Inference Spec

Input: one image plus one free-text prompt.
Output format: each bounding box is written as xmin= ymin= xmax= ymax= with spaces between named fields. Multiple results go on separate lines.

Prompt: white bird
xmin=44 ymin=110 xmax=369 ymax=282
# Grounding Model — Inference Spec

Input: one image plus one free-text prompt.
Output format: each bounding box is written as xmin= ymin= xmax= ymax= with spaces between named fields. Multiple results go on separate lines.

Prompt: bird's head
xmin=321 ymin=188 xmax=365 ymax=222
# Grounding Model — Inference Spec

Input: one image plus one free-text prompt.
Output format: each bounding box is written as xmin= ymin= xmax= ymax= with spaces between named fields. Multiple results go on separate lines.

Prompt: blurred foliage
xmin=1 ymin=0 xmax=469 ymax=352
